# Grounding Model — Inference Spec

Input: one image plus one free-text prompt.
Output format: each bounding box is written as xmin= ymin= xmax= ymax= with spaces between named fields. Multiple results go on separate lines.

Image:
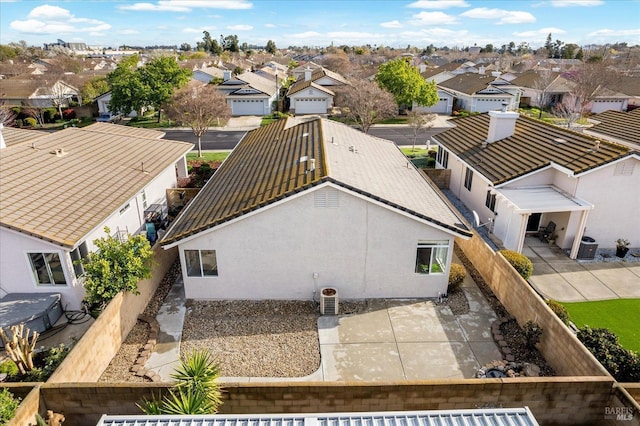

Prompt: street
xmin=162 ymin=126 xmax=448 ymax=151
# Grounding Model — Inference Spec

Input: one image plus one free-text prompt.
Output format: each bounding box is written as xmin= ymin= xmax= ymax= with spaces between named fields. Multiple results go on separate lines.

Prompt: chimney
xmin=478 ymin=66 xmax=485 ymax=75
xmin=486 ymin=103 xmax=519 ymax=143
xmin=491 ymin=71 xmax=502 ymax=78
xmin=0 ymin=123 xmax=5 ymax=149
xmin=419 ymin=63 xmax=427 ymax=73
xmin=304 ymin=67 xmax=312 ymax=81
xmin=223 ymin=69 xmax=231 ymax=81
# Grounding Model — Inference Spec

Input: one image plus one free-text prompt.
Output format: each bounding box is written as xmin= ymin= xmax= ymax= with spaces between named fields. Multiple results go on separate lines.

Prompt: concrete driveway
xmin=526 ymin=238 xmax=640 ymax=302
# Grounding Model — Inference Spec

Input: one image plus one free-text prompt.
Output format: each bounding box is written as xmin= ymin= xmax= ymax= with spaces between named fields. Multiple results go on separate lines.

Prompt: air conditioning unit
xmin=320 ymin=287 xmax=339 ymax=315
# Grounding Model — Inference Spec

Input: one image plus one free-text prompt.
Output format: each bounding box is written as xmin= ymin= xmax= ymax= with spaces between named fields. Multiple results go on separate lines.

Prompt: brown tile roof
xmin=0 ymin=79 xmax=40 ymax=100
xmin=510 ymin=70 xmax=562 ymax=89
xmin=234 ymin=71 xmax=277 ymax=96
xmin=82 ymin=122 xmax=166 ymax=139
xmin=433 ymin=114 xmax=630 ymax=185
xmin=162 ymin=117 xmax=471 ymax=245
xmin=0 ymin=127 xmax=192 ymax=248
xmin=587 ymin=109 xmax=640 ymax=148
xmin=439 ymin=73 xmax=509 ymax=95
xmin=1 ymin=127 xmax=48 ymax=147
xmin=286 ymin=80 xmax=335 ymax=96
xmin=437 ymin=62 xmax=462 ymax=72
xmin=611 ymin=75 xmax=640 ymax=96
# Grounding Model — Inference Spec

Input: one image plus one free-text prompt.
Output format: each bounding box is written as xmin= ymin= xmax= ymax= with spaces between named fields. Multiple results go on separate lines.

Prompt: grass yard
xmin=561 ymin=299 xmax=640 ymax=353
xmin=186 ymin=151 xmax=230 ymax=163
xmin=400 ymin=147 xmax=432 ymax=157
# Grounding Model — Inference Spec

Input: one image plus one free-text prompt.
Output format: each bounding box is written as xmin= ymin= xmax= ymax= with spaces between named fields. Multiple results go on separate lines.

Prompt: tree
xmin=562 ymin=61 xmax=612 ymax=121
xmin=553 ymin=93 xmax=581 ymax=129
xmin=166 ymin=85 xmax=231 ymax=157
xmin=532 ymin=68 xmax=556 ymax=118
xmin=107 ymin=54 xmax=149 ymax=116
xmin=407 ymin=111 xmax=436 ymax=152
xmin=266 ymin=39 xmax=277 ymax=55
xmin=81 ymin=227 xmax=153 ymax=309
xmin=220 ymin=34 xmax=239 ymax=52
xmin=180 ymin=43 xmax=192 ymax=52
xmin=139 ymin=56 xmax=191 ymax=122
xmin=544 ymin=33 xmax=553 ymax=58
xmin=81 ymin=76 xmax=110 ymax=104
xmin=0 ymin=106 xmax=16 ymax=126
xmin=334 ymin=79 xmax=397 ymax=134
xmin=375 ymin=58 xmax=438 ymax=108
xmin=139 ymin=349 xmax=223 ymax=414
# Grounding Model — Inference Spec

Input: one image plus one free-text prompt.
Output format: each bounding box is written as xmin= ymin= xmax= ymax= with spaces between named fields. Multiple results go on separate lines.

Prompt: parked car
xmin=96 ymin=113 xmax=122 ymax=123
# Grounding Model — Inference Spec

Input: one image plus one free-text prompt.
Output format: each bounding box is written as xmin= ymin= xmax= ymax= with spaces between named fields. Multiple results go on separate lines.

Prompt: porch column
xmin=516 ymin=213 xmax=529 ymax=254
xmin=175 ymin=157 xmax=188 ymax=179
xmin=569 ymin=209 xmax=590 ymax=259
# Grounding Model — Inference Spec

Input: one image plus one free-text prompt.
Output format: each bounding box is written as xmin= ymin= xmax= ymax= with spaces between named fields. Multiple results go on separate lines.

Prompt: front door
xmin=526 ymin=213 xmax=541 ymax=233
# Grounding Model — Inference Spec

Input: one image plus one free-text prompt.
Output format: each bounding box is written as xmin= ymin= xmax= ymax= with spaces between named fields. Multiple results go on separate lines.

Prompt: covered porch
xmin=492 ymin=185 xmax=593 ymax=259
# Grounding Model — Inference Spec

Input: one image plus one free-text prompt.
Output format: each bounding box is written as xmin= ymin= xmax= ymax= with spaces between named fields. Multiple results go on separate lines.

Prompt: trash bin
xmin=577 ymin=236 xmax=598 ymax=260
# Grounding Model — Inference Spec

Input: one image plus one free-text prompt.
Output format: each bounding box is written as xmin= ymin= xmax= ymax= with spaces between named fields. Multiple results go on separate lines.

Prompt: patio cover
xmin=495 ymin=185 xmax=592 ymax=213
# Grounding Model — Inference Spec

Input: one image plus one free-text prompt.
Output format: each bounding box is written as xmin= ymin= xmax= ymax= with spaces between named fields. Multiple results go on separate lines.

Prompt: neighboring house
xmin=290 ymin=61 xmax=323 ymax=80
xmin=0 ymin=124 xmax=193 ymax=310
xmin=161 ymin=117 xmax=471 ymax=301
xmin=432 ymin=109 xmax=638 ymax=258
xmin=414 ymin=68 xmax=455 ymax=114
xmin=192 ymin=65 xmax=226 ymax=84
xmin=215 ymin=71 xmax=277 ymax=116
xmin=94 ymin=91 xmax=138 ymax=119
xmin=287 ymin=67 xmax=348 ymax=115
xmin=588 ymin=86 xmax=629 ymax=114
xmin=438 ymin=73 xmax=521 ymax=113
xmin=0 ymin=78 xmax=80 ymax=108
xmin=585 ymin=109 xmax=640 ymax=150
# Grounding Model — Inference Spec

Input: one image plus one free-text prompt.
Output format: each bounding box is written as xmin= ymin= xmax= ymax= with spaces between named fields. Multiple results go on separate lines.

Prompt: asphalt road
xmin=162 ymin=127 xmax=448 ymax=150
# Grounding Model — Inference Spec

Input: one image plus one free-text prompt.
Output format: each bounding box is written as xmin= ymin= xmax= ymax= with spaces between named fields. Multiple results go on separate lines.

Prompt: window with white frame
xmin=70 ymin=242 xmax=89 ymax=278
xmin=415 ymin=241 xmax=449 ymax=275
xmin=485 ymin=190 xmax=497 ymax=213
xmin=185 ymin=250 xmax=218 ymax=277
xmin=436 ymin=147 xmax=449 ymax=168
xmin=464 ymin=167 xmax=473 ymax=191
xmin=28 ymin=252 xmax=67 ymax=285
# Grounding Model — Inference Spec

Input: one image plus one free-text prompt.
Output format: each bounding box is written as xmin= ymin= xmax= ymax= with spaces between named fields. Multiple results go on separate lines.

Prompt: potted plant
xmin=615 ymin=238 xmax=630 ymax=258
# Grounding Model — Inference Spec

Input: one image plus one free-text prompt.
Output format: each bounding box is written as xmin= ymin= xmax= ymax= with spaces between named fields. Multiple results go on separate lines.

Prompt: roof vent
xmin=553 ymin=138 xmax=568 ymax=144
xmin=348 ymin=145 xmax=358 ymax=154
xmin=51 ymin=147 xmax=66 ymax=157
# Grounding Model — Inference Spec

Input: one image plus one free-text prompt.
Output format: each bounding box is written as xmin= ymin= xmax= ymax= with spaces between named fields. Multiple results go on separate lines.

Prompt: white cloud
xmin=265 ymin=23 xmax=276 ymax=28
xmin=410 ymin=11 xmax=459 ymax=25
xmin=119 ymin=0 xmax=252 ymax=12
xmin=550 ymin=0 xmax=603 ymax=6
xmin=227 ymin=24 xmax=253 ymax=31
xmin=183 ymin=27 xmax=215 ymax=33
xmin=587 ymin=28 xmax=640 ymax=37
xmin=381 ymin=20 xmax=403 ymax=28
xmin=10 ymin=5 xmax=111 ymax=35
xmin=407 ymin=0 xmax=469 ymax=9
xmin=513 ymin=27 xmax=567 ymax=38
xmin=460 ymin=8 xmax=536 ymax=24
xmin=119 ymin=29 xmax=140 ymax=35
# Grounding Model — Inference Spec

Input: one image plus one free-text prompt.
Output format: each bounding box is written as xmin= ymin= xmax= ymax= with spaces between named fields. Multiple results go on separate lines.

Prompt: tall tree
xmin=165 ymin=84 xmax=231 ymax=157
xmin=81 ymin=76 xmax=110 ymax=104
xmin=139 ymin=56 xmax=191 ymax=122
xmin=407 ymin=111 xmax=436 ymax=152
xmin=532 ymin=69 xmax=557 ymax=118
xmin=266 ymin=40 xmax=277 ymax=55
xmin=220 ymin=34 xmax=239 ymax=52
xmin=562 ymin=61 xmax=612 ymax=120
xmin=334 ymin=79 xmax=397 ymax=134
xmin=544 ymin=33 xmax=553 ymax=58
xmin=375 ymin=58 xmax=438 ymax=108
xmin=107 ymin=54 xmax=148 ymax=116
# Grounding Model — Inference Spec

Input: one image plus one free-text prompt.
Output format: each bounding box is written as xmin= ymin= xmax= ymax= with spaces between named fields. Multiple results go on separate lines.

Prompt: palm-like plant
xmin=138 ymin=349 xmax=223 ymax=415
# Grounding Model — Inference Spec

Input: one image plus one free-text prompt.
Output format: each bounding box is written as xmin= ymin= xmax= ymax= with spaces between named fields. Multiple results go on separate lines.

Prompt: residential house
xmin=192 ymin=65 xmax=226 ymax=84
xmin=432 ymin=109 xmax=638 ymax=258
xmin=290 ymin=61 xmax=323 ymax=80
xmin=215 ymin=71 xmax=277 ymax=116
xmin=94 ymin=91 xmax=138 ymax=119
xmin=0 ymin=124 xmax=193 ymax=310
xmin=0 ymin=78 xmax=80 ymax=108
xmin=287 ymin=67 xmax=348 ymax=115
xmin=585 ymin=109 xmax=640 ymax=150
xmin=438 ymin=72 xmax=521 ymax=113
xmin=414 ymin=67 xmax=455 ymax=114
xmin=161 ymin=117 xmax=471 ymax=301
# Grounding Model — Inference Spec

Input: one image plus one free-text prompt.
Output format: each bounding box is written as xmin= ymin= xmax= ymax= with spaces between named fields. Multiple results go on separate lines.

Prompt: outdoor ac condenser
xmin=320 ymin=287 xmax=339 ymax=315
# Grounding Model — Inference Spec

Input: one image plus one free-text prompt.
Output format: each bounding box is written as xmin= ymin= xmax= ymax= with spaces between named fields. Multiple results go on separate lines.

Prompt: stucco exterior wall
xmin=178 ymin=186 xmax=455 ymax=300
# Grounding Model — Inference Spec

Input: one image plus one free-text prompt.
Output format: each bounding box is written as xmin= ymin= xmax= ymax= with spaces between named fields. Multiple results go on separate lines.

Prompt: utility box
xmin=577 ymin=236 xmax=598 ymax=260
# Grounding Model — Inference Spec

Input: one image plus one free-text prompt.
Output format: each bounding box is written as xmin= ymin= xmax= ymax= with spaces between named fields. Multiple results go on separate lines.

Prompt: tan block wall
xmin=604 ymin=385 xmax=640 ymax=425
xmin=455 ymin=232 xmax=610 ymax=377
xmin=421 ymin=169 xmax=450 ymax=189
xmin=47 ymin=246 xmax=177 ymax=383
xmin=624 ymin=383 xmax=640 ymax=404
xmin=38 ymin=378 xmax=619 ymax=426
xmin=5 ymin=385 xmax=40 ymax=426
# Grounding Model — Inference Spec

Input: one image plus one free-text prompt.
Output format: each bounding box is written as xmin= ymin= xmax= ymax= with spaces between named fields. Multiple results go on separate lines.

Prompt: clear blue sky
xmin=1 ymin=0 xmax=639 ymax=49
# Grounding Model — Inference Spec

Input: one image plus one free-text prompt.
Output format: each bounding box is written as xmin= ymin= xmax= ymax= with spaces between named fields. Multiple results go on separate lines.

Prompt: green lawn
xmin=400 ymin=147 xmax=432 ymax=157
xmin=186 ymin=152 xmax=230 ymax=162
xmin=561 ymin=299 xmax=640 ymax=353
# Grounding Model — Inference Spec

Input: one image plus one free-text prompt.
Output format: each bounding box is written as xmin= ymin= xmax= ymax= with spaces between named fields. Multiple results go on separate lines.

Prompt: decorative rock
xmin=523 ymin=362 xmax=541 ymax=377
xmin=502 ymin=347 xmax=512 ymax=355
xmin=506 ymin=354 xmax=515 ymax=362
xmin=498 ymin=340 xmax=509 ymax=347
xmin=130 ymin=364 xmax=142 ymax=373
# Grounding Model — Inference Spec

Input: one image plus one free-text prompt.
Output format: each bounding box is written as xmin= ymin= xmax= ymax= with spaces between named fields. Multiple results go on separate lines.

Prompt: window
xmin=70 ymin=242 xmax=89 ymax=278
xmin=141 ymin=191 xmax=148 ymax=209
xmin=485 ymin=190 xmax=497 ymax=212
xmin=464 ymin=167 xmax=473 ymax=191
xmin=28 ymin=252 xmax=66 ymax=285
xmin=415 ymin=241 xmax=449 ymax=275
xmin=185 ymin=250 xmax=218 ymax=277
xmin=436 ymin=147 xmax=449 ymax=168
xmin=119 ymin=203 xmax=130 ymax=215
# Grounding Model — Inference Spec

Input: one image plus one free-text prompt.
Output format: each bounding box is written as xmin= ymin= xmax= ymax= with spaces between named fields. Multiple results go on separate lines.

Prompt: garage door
xmin=232 ymin=99 xmax=265 ymax=115
xmin=295 ymin=98 xmax=327 ymax=115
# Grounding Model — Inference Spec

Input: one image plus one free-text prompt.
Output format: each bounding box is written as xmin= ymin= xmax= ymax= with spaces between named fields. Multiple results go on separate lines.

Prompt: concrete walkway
xmin=526 ymin=237 xmax=640 ymax=302
xmin=146 ymin=258 xmax=501 ymax=382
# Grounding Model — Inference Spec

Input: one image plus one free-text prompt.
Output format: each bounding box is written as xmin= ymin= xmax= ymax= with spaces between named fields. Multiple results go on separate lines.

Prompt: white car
xmin=96 ymin=113 xmax=122 ymax=123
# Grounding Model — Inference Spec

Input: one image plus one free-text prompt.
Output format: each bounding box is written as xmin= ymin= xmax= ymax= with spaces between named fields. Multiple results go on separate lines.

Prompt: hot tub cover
xmin=0 ymin=292 xmax=61 ymax=331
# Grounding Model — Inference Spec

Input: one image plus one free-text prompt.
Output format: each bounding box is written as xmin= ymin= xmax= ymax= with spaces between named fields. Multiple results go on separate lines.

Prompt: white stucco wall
xmin=178 ymin=185 xmax=455 ymax=301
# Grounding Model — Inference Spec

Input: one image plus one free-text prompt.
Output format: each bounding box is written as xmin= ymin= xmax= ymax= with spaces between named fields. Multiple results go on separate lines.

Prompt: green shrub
xmin=0 ymin=388 xmax=20 ymax=425
xmin=24 ymin=117 xmax=37 ymax=127
xmin=426 ymin=157 xmax=436 ymax=168
xmin=448 ymin=263 xmax=467 ymax=291
xmin=547 ymin=300 xmax=570 ymax=325
xmin=0 ymin=360 xmax=19 ymax=377
xmin=522 ymin=320 xmax=543 ymax=349
xmin=499 ymin=249 xmax=533 ymax=279
xmin=15 ymin=119 xmax=23 ymax=127
xmin=23 ymin=344 xmax=69 ymax=382
xmin=577 ymin=326 xmax=640 ymax=382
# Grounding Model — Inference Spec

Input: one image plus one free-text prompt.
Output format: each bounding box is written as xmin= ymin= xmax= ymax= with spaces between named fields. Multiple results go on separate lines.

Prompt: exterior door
xmin=526 ymin=213 xmax=541 ymax=233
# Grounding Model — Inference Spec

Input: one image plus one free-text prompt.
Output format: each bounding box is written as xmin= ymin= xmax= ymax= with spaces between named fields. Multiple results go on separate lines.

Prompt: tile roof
xmin=235 ymin=71 xmax=277 ymax=96
xmin=611 ymin=75 xmax=640 ymax=96
xmin=0 ymin=127 xmax=192 ymax=248
xmin=433 ymin=114 xmax=630 ymax=185
xmin=162 ymin=117 xmax=470 ymax=245
xmin=510 ymin=70 xmax=561 ymax=89
xmin=439 ymin=73 xmax=511 ymax=95
xmin=287 ymin=80 xmax=335 ymax=96
xmin=587 ymin=109 xmax=640 ymax=148
xmin=82 ymin=122 xmax=166 ymax=139
xmin=1 ymin=127 xmax=48 ymax=147
xmin=0 ymin=78 xmax=40 ymax=99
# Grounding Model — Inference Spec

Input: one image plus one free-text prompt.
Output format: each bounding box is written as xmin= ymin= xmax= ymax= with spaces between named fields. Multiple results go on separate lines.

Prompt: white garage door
xmin=295 ymin=98 xmax=327 ymax=114
xmin=417 ymin=97 xmax=449 ymax=114
xmin=232 ymin=99 xmax=265 ymax=115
